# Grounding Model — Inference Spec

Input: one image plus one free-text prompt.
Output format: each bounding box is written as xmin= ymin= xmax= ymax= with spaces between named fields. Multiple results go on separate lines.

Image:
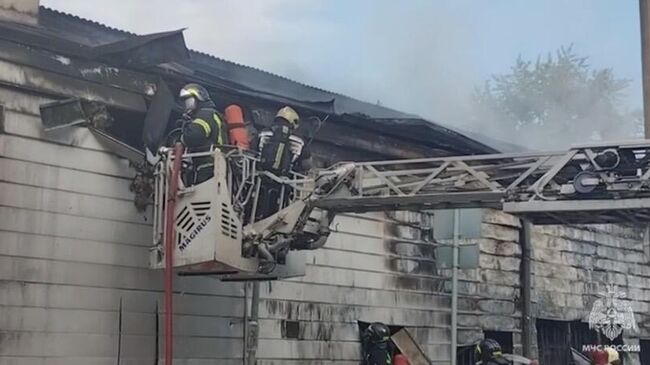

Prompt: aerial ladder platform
xmin=146 ymin=139 xmax=650 ymax=365
xmin=150 ymin=139 xmax=650 ymax=279
xmin=315 ymin=140 xmax=650 ymax=225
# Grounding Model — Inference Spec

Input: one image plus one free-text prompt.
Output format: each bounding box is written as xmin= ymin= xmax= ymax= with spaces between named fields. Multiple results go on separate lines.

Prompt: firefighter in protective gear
xmin=177 ymin=83 xmax=228 ymax=184
xmin=605 ymin=348 xmax=621 ymax=365
xmin=475 ymin=339 xmax=511 ymax=365
xmin=258 ymin=106 xmax=312 ymax=175
xmin=255 ymin=106 xmax=312 ymax=219
xmin=361 ymin=322 xmax=393 ymax=365
xmin=591 ymin=348 xmax=621 ymax=365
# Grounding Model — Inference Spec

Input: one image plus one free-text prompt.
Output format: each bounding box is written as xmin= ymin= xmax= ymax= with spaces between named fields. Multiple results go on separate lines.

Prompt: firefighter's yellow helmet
xmin=605 ymin=348 xmax=619 ymax=364
xmin=275 ymin=106 xmax=300 ymax=125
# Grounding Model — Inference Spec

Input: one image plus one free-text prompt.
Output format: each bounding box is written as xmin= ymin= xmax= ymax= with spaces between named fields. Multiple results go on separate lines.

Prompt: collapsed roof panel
xmin=0 ymin=12 xmax=189 ymax=69
xmin=15 ymin=7 xmax=499 ymax=157
xmin=90 ymin=29 xmax=190 ymax=67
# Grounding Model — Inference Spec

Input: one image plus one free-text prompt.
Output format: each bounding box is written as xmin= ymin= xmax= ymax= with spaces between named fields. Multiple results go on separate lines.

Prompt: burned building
xmin=0 ymin=2 xmax=649 ymax=364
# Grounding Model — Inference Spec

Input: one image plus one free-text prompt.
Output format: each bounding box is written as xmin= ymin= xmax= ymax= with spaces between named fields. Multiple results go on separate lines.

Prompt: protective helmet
xmin=605 ymin=347 xmax=620 ymax=365
xmin=365 ymin=322 xmax=390 ymax=343
xmin=275 ymin=106 xmax=300 ymax=126
xmin=475 ymin=339 xmax=503 ymax=361
xmin=179 ymin=83 xmax=211 ymax=112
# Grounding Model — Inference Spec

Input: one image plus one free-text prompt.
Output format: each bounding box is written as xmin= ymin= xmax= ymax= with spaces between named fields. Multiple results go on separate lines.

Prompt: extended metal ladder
xmin=314 ymin=140 xmax=650 ymax=225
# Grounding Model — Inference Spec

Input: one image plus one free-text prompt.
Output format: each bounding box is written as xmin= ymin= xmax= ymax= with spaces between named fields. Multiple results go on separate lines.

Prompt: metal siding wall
xmin=0 ymin=86 xmax=246 ymax=364
xmin=256 ymin=211 xmax=454 ymax=364
xmin=0 ymin=56 xmax=459 ymax=364
xmin=475 ymin=210 xmax=650 ymax=364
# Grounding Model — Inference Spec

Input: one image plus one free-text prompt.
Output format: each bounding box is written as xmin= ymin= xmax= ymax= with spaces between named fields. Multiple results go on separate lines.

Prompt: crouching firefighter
xmin=361 ymin=322 xmax=393 ymax=365
xmin=256 ymin=106 xmax=312 ymax=218
xmin=177 ymin=83 xmax=229 ymax=185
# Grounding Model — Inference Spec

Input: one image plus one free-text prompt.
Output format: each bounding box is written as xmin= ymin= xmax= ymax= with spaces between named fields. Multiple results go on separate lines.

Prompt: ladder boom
xmin=150 ymin=140 xmax=650 ymax=280
xmin=313 ymin=140 xmax=650 ymax=225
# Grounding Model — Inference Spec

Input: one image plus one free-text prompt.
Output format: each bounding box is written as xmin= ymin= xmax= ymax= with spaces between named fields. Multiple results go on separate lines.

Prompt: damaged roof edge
xmin=33 ymin=6 xmax=498 ymax=155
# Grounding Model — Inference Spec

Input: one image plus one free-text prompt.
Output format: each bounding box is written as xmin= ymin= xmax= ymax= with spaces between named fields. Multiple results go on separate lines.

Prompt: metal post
xmin=243 ymin=283 xmax=249 ymax=365
xmin=451 ymin=209 xmax=460 ymax=365
xmin=247 ymin=282 xmax=260 ymax=365
xmin=164 ymin=143 xmax=183 ymax=365
xmin=641 ymin=0 xmax=650 ymax=137
xmin=520 ymin=219 xmax=533 ymax=358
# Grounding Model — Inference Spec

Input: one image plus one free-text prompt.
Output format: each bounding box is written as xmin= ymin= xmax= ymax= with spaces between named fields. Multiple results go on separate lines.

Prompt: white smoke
xmin=42 ymin=0 xmax=643 ymax=150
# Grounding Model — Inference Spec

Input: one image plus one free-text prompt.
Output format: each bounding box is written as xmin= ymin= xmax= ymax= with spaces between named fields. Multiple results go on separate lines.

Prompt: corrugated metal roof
xmin=32 ymin=7 xmax=498 ymax=155
xmin=39 ymin=8 xmax=411 ymax=116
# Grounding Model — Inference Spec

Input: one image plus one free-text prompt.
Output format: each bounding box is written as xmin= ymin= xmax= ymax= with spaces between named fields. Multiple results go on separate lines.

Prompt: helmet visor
xmin=183 ymin=96 xmax=197 ymax=111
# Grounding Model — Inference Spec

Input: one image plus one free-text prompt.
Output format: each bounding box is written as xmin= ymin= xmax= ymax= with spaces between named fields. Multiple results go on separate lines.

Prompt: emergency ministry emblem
xmin=588 ymin=284 xmax=636 ymax=340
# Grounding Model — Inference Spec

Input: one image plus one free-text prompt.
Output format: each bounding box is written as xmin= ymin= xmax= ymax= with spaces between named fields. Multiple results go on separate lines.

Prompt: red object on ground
xmin=393 ymin=354 xmax=409 ymax=365
xmin=225 ymin=104 xmax=250 ymax=149
xmin=164 ymin=143 xmax=183 ymax=365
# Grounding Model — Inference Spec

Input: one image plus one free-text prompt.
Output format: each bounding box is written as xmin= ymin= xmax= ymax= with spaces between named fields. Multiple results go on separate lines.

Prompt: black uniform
xmin=258 ymin=119 xmax=312 ymax=176
xmin=361 ymin=323 xmax=393 ymax=365
xmin=255 ymin=119 xmax=312 ymax=219
xmin=180 ymin=101 xmax=228 ymax=184
xmin=362 ymin=341 xmax=392 ymax=365
xmin=475 ymin=339 xmax=512 ymax=365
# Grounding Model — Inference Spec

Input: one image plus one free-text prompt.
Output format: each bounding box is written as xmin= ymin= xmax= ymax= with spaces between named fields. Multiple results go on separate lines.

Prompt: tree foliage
xmin=472 ymin=45 xmax=641 ymax=149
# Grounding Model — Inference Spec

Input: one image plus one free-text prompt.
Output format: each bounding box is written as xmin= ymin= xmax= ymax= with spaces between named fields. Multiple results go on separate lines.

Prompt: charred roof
xmin=1 ymin=6 xmax=499 ymax=160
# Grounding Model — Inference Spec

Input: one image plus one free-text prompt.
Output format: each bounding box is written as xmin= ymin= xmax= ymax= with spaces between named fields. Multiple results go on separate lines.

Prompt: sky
xmin=41 ymin=0 xmax=643 ymax=134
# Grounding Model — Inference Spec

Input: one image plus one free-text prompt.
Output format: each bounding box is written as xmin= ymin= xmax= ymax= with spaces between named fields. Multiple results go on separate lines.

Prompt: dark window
xmin=641 ymin=339 xmax=650 ymax=365
xmin=108 ymin=108 xmax=147 ymax=150
xmin=537 ymin=319 xmax=570 ymax=365
xmin=484 ymin=331 xmax=513 ymax=354
xmin=537 ymin=319 xmax=620 ymax=365
xmin=457 ymin=344 xmax=478 ymax=365
xmin=282 ymin=319 xmax=300 ymax=339
xmin=569 ymin=321 xmax=598 ymax=352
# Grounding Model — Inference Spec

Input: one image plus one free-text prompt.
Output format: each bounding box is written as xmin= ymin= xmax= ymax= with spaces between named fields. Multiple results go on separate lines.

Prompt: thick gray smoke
xmin=42 ymin=0 xmax=642 ymax=151
xmin=42 ymin=1 xmax=476 ymax=112
xmin=41 ymin=0 xmax=477 ymax=123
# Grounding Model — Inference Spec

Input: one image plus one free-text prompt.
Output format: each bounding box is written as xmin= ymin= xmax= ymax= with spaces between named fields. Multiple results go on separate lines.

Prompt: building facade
xmin=0 ymin=2 xmax=649 ymax=365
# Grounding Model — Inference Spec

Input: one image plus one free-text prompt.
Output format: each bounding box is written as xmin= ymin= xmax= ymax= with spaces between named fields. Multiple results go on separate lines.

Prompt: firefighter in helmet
xmin=258 ymin=106 xmax=312 ymax=175
xmin=361 ymin=322 xmax=393 ymax=365
xmin=590 ymin=347 xmax=621 ymax=365
xmin=176 ymin=83 xmax=228 ymax=184
xmin=475 ymin=339 xmax=512 ymax=365
xmin=255 ymin=106 xmax=312 ymax=218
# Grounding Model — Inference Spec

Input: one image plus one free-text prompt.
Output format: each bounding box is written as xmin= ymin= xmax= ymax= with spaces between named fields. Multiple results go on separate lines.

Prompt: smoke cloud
xmin=42 ymin=0 xmax=642 ymax=151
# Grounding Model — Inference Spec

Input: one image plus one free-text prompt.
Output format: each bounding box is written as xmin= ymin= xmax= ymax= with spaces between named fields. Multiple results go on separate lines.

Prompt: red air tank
xmin=393 ymin=354 xmax=409 ymax=365
xmin=224 ymin=104 xmax=250 ymax=149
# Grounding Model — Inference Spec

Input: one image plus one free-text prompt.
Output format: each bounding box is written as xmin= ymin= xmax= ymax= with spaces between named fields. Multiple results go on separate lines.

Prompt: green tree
xmin=472 ymin=45 xmax=641 ymax=149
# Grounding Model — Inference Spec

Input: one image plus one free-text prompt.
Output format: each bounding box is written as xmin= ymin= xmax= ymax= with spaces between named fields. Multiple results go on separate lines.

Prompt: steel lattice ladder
xmin=314 ymin=140 xmax=650 ymax=225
